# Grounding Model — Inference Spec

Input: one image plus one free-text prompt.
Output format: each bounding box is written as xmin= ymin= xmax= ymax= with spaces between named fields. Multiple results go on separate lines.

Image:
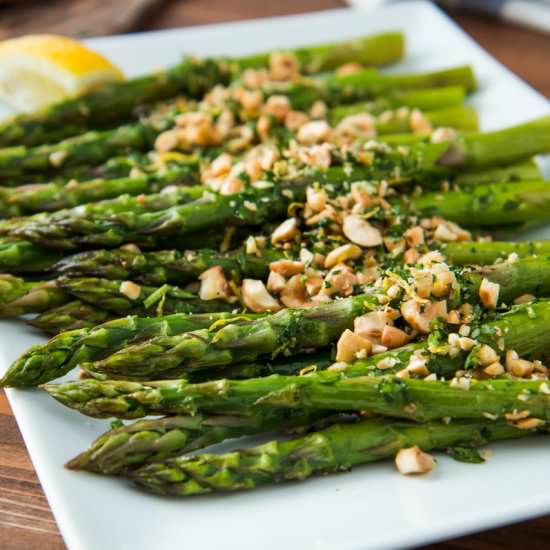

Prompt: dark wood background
xmin=0 ymin=1 xmax=549 ymax=549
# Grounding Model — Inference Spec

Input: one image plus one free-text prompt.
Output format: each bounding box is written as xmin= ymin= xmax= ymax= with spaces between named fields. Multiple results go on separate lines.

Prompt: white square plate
xmin=1 ymin=2 xmax=550 ymax=549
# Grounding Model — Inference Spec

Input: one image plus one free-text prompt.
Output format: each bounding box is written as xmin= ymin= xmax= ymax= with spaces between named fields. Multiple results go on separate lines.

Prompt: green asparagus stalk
xmin=88 ymin=263 xmax=550 ymax=380
xmin=432 ymin=116 xmax=550 ymax=170
xmin=52 ymin=245 xmax=284 ymax=285
xmin=411 ymin=180 xmax=550 ymax=228
xmin=282 ymin=65 xmax=477 ymax=110
xmin=0 ymin=238 xmax=63 ymax=273
xmin=89 ymin=294 xmax=376 ymax=380
xmin=0 ymin=160 xmax=200 ymax=216
xmin=237 ymin=32 xmax=405 ymax=73
xmin=460 ymin=256 xmax=550 ymax=304
xmin=1 ymin=311 xmax=262 ymax=388
xmin=0 ymin=184 xmax=207 ymax=242
xmin=328 ymin=86 xmax=467 ymax=121
xmin=45 ymin=299 xmax=550 ymax=418
xmin=83 ymin=348 xmax=333 ymax=383
xmin=130 ymin=417 xmax=543 ymax=496
xmin=0 ymin=123 xmax=162 ymax=180
xmin=8 ymin=116 xmax=550 ymax=249
xmin=7 ymin=165 xmax=356 ymax=249
xmin=452 ymin=159 xmax=542 ymax=187
xmin=57 ymin=276 xmax=237 ymax=315
xmin=28 ymin=300 xmax=114 ymax=335
xmin=45 ymin=362 xmax=550 ymax=421
xmin=0 ymin=275 xmax=238 ymax=318
xmin=332 ymin=105 xmax=479 ymax=133
xmin=0 ymin=275 xmax=68 ymax=317
xmin=66 ymin=409 xmax=344 ymax=475
xmin=0 ymin=183 xmax=205 ymax=230
xmin=0 ymin=33 xmax=405 ymax=147
xmin=444 ymin=240 xmax=550 ymax=266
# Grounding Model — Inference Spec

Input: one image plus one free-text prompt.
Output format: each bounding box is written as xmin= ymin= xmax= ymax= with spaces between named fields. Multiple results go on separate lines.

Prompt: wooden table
xmin=1 ymin=1 xmax=549 ymax=549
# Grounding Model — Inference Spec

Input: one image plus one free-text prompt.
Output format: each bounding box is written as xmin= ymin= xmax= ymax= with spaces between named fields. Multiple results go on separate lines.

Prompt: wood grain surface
xmin=0 ymin=1 xmax=549 ymax=549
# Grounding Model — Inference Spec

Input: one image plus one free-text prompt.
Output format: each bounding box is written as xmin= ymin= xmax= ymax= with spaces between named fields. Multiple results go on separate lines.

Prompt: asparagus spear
xmin=411 ymin=180 xmax=550 ymax=228
xmin=66 ymin=409 xmax=343 ymax=475
xmin=0 ymin=275 xmax=238 ymax=318
xmin=0 ymin=275 xmax=68 ymax=317
xmin=28 ymin=300 xmax=114 ymax=335
xmin=45 ymin=361 xmax=550 ymax=421
xmin=0 ymin=32 xmax=404 ymax=147
xmin=52 ymin=245 xmax=284 ymax=285
xmin=0 ymin=238 xmax=63 ymax=273
xmin=130 ymin=417 xmax=543 ymax=496
xmin=0 ymin=98 xmax=469 ymax=184
xmin=6 ymin=165 xmax=352 ymax=249
xmin=45 ymin=299 xmax=550 ymax=417
xmin=281 ymin=65 xmax=477 ymax=110
xmin=460 ymin=255 xmax=550 ymax=304
xmin=86 ymin=256 xmax=550 ymax=380
xmin=444 ymin=240 xmax=550 ymax=266
xmin=0 ymin=183 xmax=206 ymax=231
xmin=8 ymin=115 xmax=550 ymax=249
xmin=328 ymin=86 xmax=467 ymax=122
xmin=452 ymin=159 xmax=542 ymax=187
xmin=333 ymin=105 xmax=480 ymax=133
xmin=89 ymin=294 xmax=376 ymax=380
xmin=237 ymin=32 xmax=405 ymax=72
xmin=0 ymin=123 xmax=162 ymax=180
xmin=0 ymin=311 xmax=262 ymax=388
xmin=0 ymin=160 xmax=200 ymax=216
xmin=57 ymin=276 xmax=237 ymax=315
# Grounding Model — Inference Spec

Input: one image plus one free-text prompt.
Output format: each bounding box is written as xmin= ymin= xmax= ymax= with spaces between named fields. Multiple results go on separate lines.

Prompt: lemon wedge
xmin=0 ymin=34 xmax=125 ymax=112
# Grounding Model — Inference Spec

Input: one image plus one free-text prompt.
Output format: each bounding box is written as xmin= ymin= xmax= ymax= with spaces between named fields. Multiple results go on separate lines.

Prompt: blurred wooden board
xmin=0 ymin=0 xmax=166 ymax=39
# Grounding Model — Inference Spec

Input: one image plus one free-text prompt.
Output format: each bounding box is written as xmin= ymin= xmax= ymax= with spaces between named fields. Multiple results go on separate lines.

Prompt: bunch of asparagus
xmin=1 ymin=30 xmax=549 ymax=497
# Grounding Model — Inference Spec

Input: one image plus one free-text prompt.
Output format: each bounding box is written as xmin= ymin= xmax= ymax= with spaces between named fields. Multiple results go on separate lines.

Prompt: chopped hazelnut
xmin=395 ymin=446 xmax=435 ymax=475
xmin=280 ymin=274 xmax=312 ymax=308
xmin=297 ymin=120 xmax=331 ymax=145
xmin=271 ymin=218 xmax=299 ymax=244
xmin=241 ymin=279 xmax=281 ymax=313
xmin=285 ymin=110 xmax=309 ymax=131
xmin=199 ymin=266 xmax=231 ymax=301
xmin=269 ymin=51 xmax=300 ymax=81
xmin=336 ymin=329 xmax=372 ymax=363
xmin=431 ymin=127 xmax=457 ymax=144
xmin=264 ymin=95 xmax=291 ymax=121
xmin=483 ymin=362 xmax=505 ymax=376
xmin=119 ymin=281 xmax=141 ymax=300
xmin=381 ymin=325 xmax=410 ymax=349
xmin=342 ymin=215 xmax=383 ymax=248
xmin=267 ymin=271 xmax=286 ymax=293
xmin=324 ymin=244 xmax=362 ymax=268
xmin=306 ymin=186 xmax=327 ymax=212
xmin=478 ymin=344 xmax=499 ymax=366
xmin=269 ymin=259 xmax=305 ymax=276
xmin=479 ymin=278 xmax=500 ymax=309
xmin=401 ymin=299 xmax=447 ymax=333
